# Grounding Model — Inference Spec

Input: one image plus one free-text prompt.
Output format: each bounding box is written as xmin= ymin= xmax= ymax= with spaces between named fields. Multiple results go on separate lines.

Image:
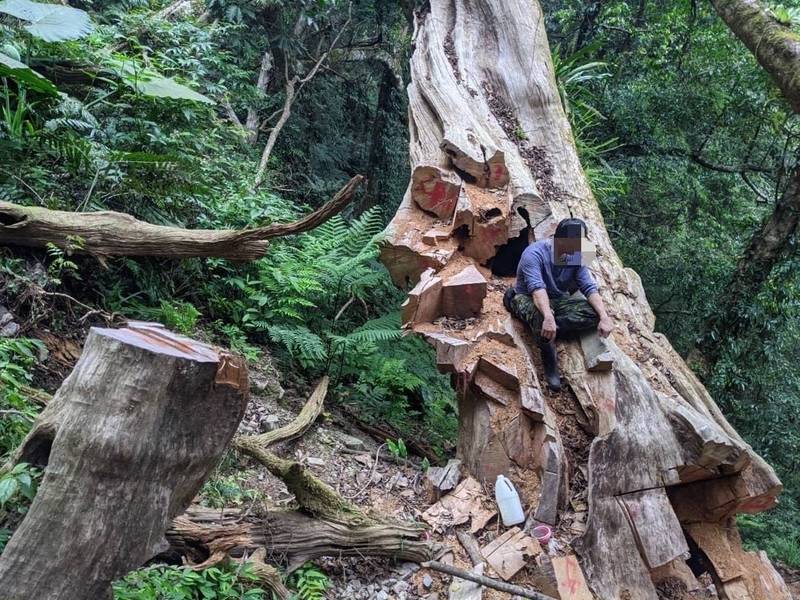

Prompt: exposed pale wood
xmin=423 ymin=332 xmax=471 ymax=373
xmin=551 ymin=555 xmax=594 ymax=600
xmin=425 ymin=458 xmax=463 ymax=501
xmin=401 ymin=268 xmax=443 ymax=325
xmin=579 ymin=331 xmax=614 ymax=371
xmin=0 ymin=176 xmax=363 ymax=260
xmin=0 ymin=326 xmax=248 ymax=600
xmin=480 ymin=526 xmax=541 ymax=581
xmin=413 ymin=166 xmax=462 ymax=219
xmin=617 ymin=488 xmax=688 ymax=569
xmin=379 ymin=0 xmax=786 ymax=597
xmin=478 ymin=355 xmax=520 ymax=391
xmin=441 ymin=265 xmax=488 ymax=318
xmin=423 ymin=227 xmax=453 ymax=245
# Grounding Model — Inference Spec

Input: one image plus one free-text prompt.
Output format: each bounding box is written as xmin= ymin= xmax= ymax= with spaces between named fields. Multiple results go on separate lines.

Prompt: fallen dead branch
xmin=422 ymin=560 xmax=555 ymax=600
xmin=0 ymin=175 xmax=363 ymax=261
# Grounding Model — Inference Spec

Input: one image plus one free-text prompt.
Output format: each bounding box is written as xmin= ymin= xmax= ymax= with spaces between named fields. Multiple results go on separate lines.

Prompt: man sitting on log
xmin=504 ymin=218 xmax=614 ymax=391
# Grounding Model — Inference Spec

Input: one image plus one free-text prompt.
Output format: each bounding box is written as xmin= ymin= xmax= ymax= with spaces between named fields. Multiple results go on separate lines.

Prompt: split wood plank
xmin=617 ymin=487 xmax=688 ymax=569
xmin=480 ymin=526 xmax=541 ymax=581
xmin=401 ymin=268 xmax=442 ymax=326
xmin=552 ymin=555 xmax=594 ymax=600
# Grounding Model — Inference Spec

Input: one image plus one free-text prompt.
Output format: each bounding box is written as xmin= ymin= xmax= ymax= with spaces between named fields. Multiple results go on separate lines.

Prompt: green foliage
xmin=0 ymin=0 xmax=94 ymax=42
xmin=288 ymin=563 xmax=329 ymax=600
xmin=0 ymin=337 xmax=46 ymax=458
xmin=385 ymin=437 xmax=407 ymax=460
xmin=200 ymin=473 xmax=260 ymax=509
xmin=0 ymin=462 xmax=40 ymax=513
xmin=113 ymin=564 xmax=268 ymax=600
xmin=158 ymin=300 xmax=201 ymax=334
xmin=739 ymin=497 xmax=800 ymax=567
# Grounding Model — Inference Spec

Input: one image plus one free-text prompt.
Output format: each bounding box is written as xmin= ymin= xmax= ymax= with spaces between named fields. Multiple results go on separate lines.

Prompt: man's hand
xmin=598 ymin=316 xmax=614 ymax=338
xmin=541 ymin=314 xmax=557 ymax=341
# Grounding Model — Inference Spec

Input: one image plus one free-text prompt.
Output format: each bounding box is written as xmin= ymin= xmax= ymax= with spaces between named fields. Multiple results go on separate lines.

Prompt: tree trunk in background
xmin=0 ymin=324 xmax=248 ymax=600
xmin=380 ymin=2 xmax=789 ymax=598
xmin=694 ymin=0 xmax=800 ymax=375
xmin=710 ymin=0 xmax=800 ymax=112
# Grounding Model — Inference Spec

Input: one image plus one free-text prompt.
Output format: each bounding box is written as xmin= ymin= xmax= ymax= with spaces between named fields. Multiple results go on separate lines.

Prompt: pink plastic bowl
xmin=532 ymin=525 xmax=552 ymax=545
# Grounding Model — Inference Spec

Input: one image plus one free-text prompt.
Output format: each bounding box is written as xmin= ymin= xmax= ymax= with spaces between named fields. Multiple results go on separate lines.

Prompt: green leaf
xmin=0 ymin=477 xmax=19 ymax=506
xmin=0 ymin=0 xmax=93 ymax=42
xmin=106 ymin=57 xmax=214 ymax=105
xmin=0 ymin=52 xmax=58 ymax=95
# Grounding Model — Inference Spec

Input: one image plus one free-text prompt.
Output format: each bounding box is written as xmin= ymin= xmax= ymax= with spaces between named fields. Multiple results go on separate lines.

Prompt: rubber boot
xmin=540 ymin=341 xmax=561 ymax=392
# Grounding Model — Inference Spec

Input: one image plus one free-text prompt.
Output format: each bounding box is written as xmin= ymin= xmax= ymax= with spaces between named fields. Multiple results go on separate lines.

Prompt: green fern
xmin=289 ymin=563 xmax=329 ymax=600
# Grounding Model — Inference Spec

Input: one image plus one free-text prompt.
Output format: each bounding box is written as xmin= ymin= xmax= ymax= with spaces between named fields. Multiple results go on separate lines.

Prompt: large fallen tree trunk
xmin=0 ymin=175 xmax=362 ymax=260
xmin=380 ymin=2 xmax=789 ymax=598
xmin=0 ymin=324 xmax=248 ymax=600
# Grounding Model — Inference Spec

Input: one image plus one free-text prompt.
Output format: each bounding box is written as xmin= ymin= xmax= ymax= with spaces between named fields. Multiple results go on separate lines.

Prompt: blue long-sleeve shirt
xmin=514 ymin=239 xmax=599 ymax=299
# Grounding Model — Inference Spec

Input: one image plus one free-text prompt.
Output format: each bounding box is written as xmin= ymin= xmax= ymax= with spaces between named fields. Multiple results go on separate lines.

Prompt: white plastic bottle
xmin=495 ymin=475 xmax=525 ymax=526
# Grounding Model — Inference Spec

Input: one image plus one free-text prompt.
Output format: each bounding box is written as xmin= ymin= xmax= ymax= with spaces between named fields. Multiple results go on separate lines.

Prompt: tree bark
xmin=0 ymin=175 xmax=362 ymax=260
xmin=168 ymin=506 xmax=438 ymax=571
xmin=710 ymin=0 xmax=800 ymax=112
xmin=0 ymin=323 xmax=249 ymax=600
xmin=380 ymin=2 xmax=787 ymax=598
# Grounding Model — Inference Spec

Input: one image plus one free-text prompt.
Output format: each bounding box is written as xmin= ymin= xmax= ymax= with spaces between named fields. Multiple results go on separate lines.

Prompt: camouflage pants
xmin=510 ymin=292 xmax=599 ymax=346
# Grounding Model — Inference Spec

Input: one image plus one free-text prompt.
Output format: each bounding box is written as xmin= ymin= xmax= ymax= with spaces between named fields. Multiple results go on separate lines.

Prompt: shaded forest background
xmin=1 ymin=0 xmax=799 ymax=594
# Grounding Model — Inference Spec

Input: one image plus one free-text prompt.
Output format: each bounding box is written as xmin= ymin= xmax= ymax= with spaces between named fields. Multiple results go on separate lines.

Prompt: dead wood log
xmin=169 ymin=506 xmax=438 ymax=572
xmin=0 ymin=175 xmax=363 ymax=260
xmin=0 ymin=324 xmax=248 ymax=600
xmin=379 ymin=2 xmax=787 ymax=598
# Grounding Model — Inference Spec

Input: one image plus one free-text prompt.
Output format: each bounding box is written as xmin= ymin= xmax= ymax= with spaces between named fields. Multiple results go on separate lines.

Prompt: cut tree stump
xmin=379 ymin=1 xmax=787 ymax=598
xmin=0 ymin=324 xmax=248 ymax=600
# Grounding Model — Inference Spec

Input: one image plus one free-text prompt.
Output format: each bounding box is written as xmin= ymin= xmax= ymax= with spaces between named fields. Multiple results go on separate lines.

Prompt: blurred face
xmin=553 ymin=233 xmax=596 ymax=266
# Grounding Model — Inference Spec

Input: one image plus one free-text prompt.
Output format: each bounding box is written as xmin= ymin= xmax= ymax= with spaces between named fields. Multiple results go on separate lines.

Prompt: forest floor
xmin=28 ymin=329 xmax=800 ymax=600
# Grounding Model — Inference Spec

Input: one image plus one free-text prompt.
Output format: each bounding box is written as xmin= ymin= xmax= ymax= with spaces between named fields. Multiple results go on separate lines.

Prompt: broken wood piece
xmin=456 ymin=529 xmax=484 ymax=567
xmin=423 ymin=227 xmax=452 ymax=245
xmin=0 ymin=326 xmax=249 ymax=600
xmin=424 ymin=332 xmax=471 ymax=373
xmin=478 ymin=355 xmax=520 ymax=390
xmin=441 ymin=265 xmax=487 ymax=318
xmin=422 ymin=477 xmax=496 ymax=533
xmin=480 ymin=526 xmax=541 ymax=581
xmin=425 ymin=458 xmax=463 ymax=501
xmin=617 ymin=488 xmax=688 ymax=569
xmin=423 ymin=560 xmax=554 ymax=600
xmin=649 ymin=558 xmax=701 ymax=592
xmin=579 ymin=331 xmax=614 ymax=372
xmin=521 ymin=385 xmax=545 ymax=421
xmin=412 ymin=165 xmax=462 ymax=219
xmin=401 ymin=268 xmax=443 ymax=325
xmin=471 ymin=371 xmax=511 ymax=406
xmin=551 ymin=555 xmax=594 ymax=600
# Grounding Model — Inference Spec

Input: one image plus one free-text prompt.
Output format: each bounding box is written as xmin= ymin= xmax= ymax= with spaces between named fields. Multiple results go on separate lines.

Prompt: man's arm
xmin=587 ymin=291 xmax=614 ymax=338
xmin=533 ymin=289 xmax=557 ymax=341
